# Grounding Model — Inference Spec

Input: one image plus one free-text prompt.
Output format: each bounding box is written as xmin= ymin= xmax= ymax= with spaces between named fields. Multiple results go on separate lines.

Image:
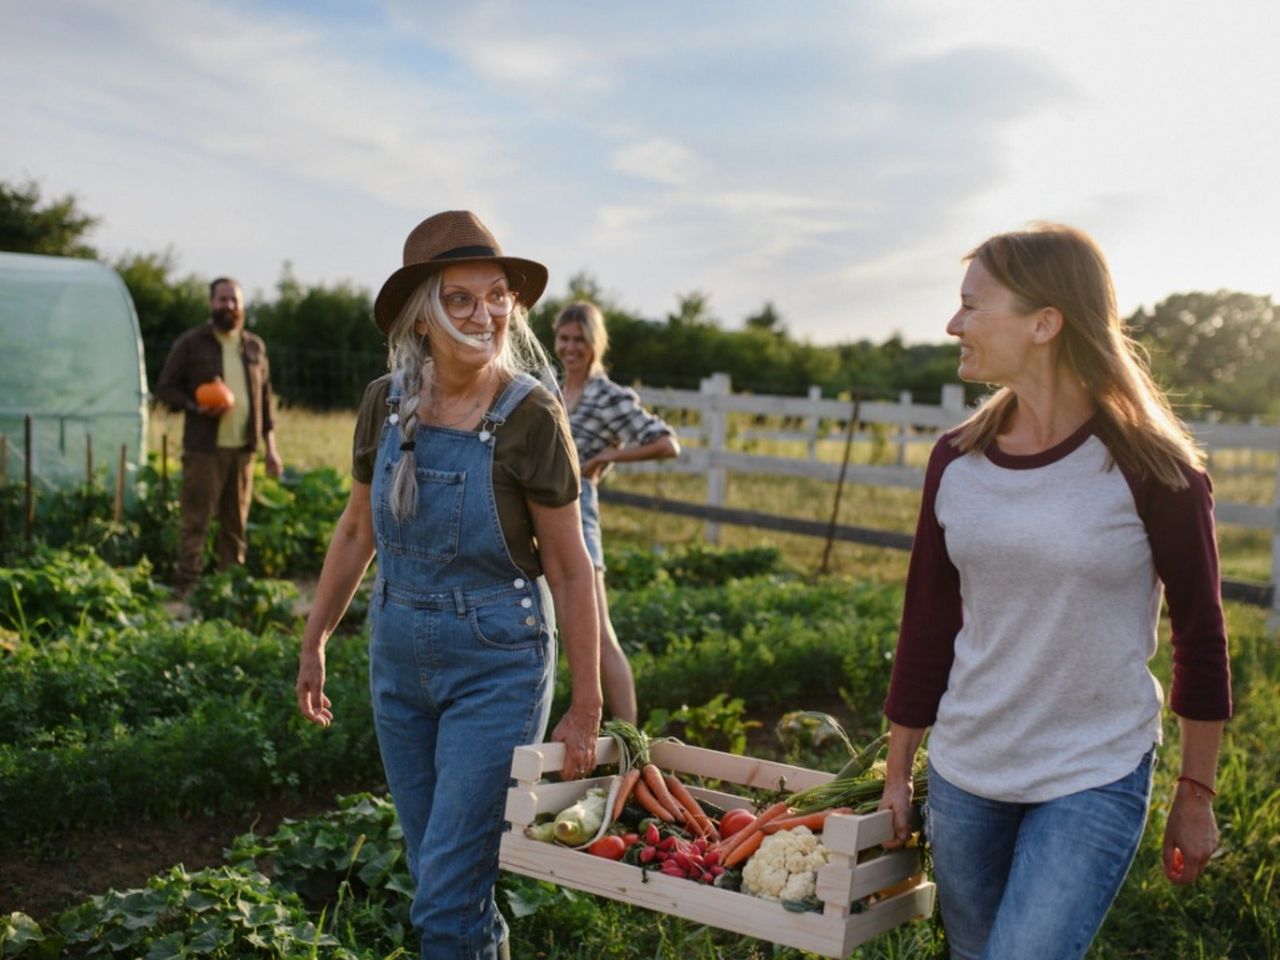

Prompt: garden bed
xmin=500 ymin=739 xmax=934 ymax=958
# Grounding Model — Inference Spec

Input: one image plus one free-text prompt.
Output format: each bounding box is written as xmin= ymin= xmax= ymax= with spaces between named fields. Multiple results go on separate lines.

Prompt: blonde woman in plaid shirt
xmin=555 ymin=301 xmax=681 ymax=722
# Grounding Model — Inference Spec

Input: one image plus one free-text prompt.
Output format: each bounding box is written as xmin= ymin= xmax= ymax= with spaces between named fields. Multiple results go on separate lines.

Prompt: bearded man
xmin=156 ymin=277 xmax=283 ymax=595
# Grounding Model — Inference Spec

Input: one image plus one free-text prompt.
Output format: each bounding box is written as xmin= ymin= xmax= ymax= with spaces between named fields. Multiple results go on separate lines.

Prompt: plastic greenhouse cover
xmin=0 ymin=252 xmax=148 ymax=494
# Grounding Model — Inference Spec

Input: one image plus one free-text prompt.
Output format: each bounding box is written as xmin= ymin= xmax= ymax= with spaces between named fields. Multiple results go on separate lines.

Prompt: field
xmin=0 ymin=407 xmax=1275 ymax=958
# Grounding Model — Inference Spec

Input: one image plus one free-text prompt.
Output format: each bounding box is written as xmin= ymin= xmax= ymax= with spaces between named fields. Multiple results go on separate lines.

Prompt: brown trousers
xmin=176 ymin=448 xmax=255 ymax=590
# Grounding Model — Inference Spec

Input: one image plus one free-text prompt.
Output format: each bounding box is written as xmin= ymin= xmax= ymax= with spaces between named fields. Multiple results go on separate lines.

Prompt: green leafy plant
xmin=247 ymin=466 xmax=348 ymax=577
xmin=5 ymin=866 xmax=350 ymax=958
xmin=645 ymin=693 xmax=761 ymax=754
xmin=660 ymin=543 xmax=783 ymax=587
xmin=189 ymin=565 xmax=299 ymax=632
xmin=0 ymin=549 xmax=164 ymax=644
xmin=229 ymin=794 xmax=412 ymax=907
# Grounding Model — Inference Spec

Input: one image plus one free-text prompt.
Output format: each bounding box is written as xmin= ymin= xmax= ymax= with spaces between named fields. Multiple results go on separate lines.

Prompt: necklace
xmin=427 ymin=370 xmax=493 ymax=428
xmin=432 ymin=397 xmax=484 ymax=427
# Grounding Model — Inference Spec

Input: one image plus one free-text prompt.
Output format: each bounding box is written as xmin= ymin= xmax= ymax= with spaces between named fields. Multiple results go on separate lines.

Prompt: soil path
xmin=0 ymin=784 xmax=376 ymax=922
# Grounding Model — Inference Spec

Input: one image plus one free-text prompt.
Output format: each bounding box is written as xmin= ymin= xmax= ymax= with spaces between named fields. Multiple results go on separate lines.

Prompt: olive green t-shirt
xmin=351 ymin=375 xmax=580 ymax=578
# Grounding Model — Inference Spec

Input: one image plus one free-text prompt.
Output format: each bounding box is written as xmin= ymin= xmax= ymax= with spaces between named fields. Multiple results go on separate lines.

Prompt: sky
xmin=3 ymin=0 xmax=1278 ymax=344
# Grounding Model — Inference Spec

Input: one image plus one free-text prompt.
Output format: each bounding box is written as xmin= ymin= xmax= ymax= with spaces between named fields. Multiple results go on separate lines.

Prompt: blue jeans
xmin=370 ymin=583 xmax=554 ymax=959
xmin=578 ymin=479 xmax=605 ymax=570
xmin=923 ymin=750 xmax=1155 ymax=960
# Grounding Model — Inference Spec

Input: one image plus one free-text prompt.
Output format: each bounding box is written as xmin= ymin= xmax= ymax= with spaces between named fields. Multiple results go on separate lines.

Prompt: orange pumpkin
xmin=195 ymin=378 xmax=235 ymax=413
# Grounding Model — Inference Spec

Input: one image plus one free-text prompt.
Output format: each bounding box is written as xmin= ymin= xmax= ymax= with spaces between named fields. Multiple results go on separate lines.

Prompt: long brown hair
xmin=951 ymin=223 xmax=1203 ymax=489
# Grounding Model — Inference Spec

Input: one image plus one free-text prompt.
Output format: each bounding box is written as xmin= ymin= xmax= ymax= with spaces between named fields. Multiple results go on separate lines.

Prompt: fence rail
xmin=612 ymin=373 xmax=1280 ymax=631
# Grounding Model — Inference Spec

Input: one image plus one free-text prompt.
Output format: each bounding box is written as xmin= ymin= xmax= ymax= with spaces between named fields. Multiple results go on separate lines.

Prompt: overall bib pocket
xmin=376 ymin=464 xmax=466 ymax=563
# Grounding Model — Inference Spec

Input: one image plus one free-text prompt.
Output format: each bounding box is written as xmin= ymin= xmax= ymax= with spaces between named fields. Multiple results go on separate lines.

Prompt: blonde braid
xmin=386 ymin=277 xmax=439 ymax=522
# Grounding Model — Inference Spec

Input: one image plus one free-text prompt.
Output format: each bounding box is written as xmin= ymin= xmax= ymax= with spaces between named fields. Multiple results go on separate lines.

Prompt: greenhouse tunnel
xmin=0 ymin=251 xmax=148 ymax=499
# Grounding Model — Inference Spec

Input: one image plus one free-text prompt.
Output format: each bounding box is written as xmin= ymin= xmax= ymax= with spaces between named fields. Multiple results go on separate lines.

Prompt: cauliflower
xmin=741 ymin=826 xmax=829 ymax=901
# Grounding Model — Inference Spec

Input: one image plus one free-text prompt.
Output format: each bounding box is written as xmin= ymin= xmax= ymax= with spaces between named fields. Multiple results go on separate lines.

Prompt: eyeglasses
xmin=440 ymin=289 xmax=517 ymax=320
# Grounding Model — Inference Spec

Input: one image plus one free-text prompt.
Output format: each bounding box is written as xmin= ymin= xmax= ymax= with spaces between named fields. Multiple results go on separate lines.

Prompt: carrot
xmin=665 ymin=773 xmax=720 ymax=841
xmin=714 ymin=800 xmax=790 ymax=861
xmin=721 ymin=830 xmax=765 ymax=868
xmin=642 ymin=764 xmax=686 ymax=824
xmin=610 ymin=768 xmax=642 ymax=824
xmin=761 ymin=806 xmax=854 ymax=834
xmin=633 ymin=776 xmax=675 ymax=821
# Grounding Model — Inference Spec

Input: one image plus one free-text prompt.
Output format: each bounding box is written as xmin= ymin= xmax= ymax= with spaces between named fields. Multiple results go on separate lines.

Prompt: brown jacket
xmin=155 ymin=321 xmax=276 ymax=453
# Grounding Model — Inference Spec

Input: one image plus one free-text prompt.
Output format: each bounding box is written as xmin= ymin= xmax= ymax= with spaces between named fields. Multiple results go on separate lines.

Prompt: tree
xmin=0 ymin=178 xmax=100 ymax=258
xmin=249 ymin=263 xmax=380 ymax=408
xmin=744 ymin=301 xmax=786 ymax=335
xmin=115 ymin=249 xmax=209 ymax=385
xmin=1127 ymin=291 xmax=1280 ymax=419
xmin=668 ymin=291 xmax=715 ymax=328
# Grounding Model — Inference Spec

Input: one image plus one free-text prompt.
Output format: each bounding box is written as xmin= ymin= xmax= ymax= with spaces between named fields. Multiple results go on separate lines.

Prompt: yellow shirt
xmin=215 ymin=330 xmax=251 ymax=448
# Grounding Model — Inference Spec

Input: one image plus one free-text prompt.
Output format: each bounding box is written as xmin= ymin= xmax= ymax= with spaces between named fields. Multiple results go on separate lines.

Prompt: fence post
xmin=24 ymin=415 xmax=34 ymax=546
xmin=941 ymin=384 xmax=965 ymax=414
xmin=806 ymin=385 xmax=822 ymax=461
xmin=702 ymin=373 xmax=731 ymax=545
xmin=1270 ymin=451 xmax=1280 ymax=635
xmin=897 ymin=391 xmax=912 ymax=466
xmin=1205 ymin=411 xmax=1221 ymax=473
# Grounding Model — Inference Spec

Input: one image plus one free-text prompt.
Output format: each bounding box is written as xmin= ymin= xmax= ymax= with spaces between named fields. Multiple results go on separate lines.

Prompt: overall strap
xmin=484 ymin=373 xmax=539 ymax=428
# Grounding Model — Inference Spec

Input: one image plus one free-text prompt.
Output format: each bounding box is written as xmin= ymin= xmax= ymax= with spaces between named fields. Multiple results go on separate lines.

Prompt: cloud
xmin=610 ymin=138 xmax=702 ymax=186
xmin=14 ymin=0 xmax=1220 ymax=344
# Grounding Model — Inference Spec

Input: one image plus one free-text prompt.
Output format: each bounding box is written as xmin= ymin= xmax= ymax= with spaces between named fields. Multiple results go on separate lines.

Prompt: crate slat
xmin=499 ymin=741 xmax=935 ymax=957
xmin=500 ymin=832 xmax=934 ymax=957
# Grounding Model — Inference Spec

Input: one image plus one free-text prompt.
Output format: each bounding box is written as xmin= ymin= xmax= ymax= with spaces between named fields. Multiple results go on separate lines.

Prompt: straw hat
xmin=373 ymin=211 xmax=548 ymax=334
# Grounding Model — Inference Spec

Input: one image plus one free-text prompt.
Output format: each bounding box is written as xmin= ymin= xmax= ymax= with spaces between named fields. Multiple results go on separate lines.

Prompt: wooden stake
xmin=24 ymin=415 xmax=34 ymax=546
xmin=819 ymin=392 xmax=863 ymax=576
xmin=86 ymin=433 xmax=94 ymax=487
xmin=161 ymin=434 xmax=169 ymax=503
xmin=1 ymin=433 xmax=7 ymax=483
xmin=114 ymin=444 xmax=127 ymax=523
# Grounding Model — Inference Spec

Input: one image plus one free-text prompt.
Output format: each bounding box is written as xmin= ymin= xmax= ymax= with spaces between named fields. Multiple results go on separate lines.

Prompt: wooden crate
xmin=500 ymin=738 xmax=935 ymax=958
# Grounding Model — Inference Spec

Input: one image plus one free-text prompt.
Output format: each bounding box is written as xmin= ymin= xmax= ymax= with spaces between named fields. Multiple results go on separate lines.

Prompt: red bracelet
xmin=1177 ymin=775 xmax=1217 ymax=798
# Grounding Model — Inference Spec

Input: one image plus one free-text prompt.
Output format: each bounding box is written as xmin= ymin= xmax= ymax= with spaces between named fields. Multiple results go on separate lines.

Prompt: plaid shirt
xmin=565 ymin=375 xmax=675 ymax=477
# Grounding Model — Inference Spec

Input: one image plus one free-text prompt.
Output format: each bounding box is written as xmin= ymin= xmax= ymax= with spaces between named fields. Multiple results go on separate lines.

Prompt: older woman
xmin=296 ymin=211 xmax=601 ymax=960
xmin=554 ymin=301 xmax=680 ymax=723
xmin=879 ymin=224 xmax=1231 ymax=960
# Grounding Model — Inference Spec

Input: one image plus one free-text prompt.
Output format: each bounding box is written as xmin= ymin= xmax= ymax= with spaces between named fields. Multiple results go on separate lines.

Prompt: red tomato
xmin=586 ymin=835 xmax=627 ymax=860
xmin=719 ymin=808 xmax=756 ymax=839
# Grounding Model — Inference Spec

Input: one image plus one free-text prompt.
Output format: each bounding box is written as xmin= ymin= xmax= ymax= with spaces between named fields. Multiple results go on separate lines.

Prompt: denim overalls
xmin=369 ymin=372 xmax=556 ymax=960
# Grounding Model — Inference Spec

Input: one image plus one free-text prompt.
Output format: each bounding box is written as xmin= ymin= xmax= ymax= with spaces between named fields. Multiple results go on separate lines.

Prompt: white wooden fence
xmin=609 ymin=373 xmax=1280 ymax=631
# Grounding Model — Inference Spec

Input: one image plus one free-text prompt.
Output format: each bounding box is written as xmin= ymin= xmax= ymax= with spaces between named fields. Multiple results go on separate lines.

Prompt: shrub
xmin=0 ymin=549 xmax=165 ymax=644
xmin=189 ymin=565 xmax=299 ymax=632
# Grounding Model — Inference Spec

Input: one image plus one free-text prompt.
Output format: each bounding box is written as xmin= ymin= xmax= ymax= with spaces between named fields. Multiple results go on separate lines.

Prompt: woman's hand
xmin=293 ymin=481 xmax=375 ymax=731
xmin=551 ymin=699 xmax=603 ymax=780
xmin=296 ymin=645 xmax=333 ymax=727
xmin=877 ymin=778 xmax=916 ymax=849
xmin=581 ymin=449 xmax=612 ymax=480
xmin=1164 ymin=718 xmax=1224 ymax=885
xmin=878 ymin=721 xmax=927 ymax=849
xmin=1163 ymin=783 xmax=1218 ymax=885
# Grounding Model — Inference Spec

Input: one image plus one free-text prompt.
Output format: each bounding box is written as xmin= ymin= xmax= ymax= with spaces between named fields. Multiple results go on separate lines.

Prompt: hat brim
xmin=373 ymin=255 xmax=548 ymax=334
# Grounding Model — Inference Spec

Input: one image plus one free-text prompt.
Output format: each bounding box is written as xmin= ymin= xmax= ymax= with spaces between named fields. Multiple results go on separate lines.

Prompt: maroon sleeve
xmin=884 ymin=435 xmax=965 ymax=727
xmin=1125 ymin=463 xmax=1232 ymax=720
